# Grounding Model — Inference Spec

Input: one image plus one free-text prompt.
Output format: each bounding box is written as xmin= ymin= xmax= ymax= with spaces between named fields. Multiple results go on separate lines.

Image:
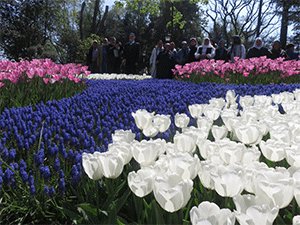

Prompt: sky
xmin=104 ymin=0 xmax=115 ymax=7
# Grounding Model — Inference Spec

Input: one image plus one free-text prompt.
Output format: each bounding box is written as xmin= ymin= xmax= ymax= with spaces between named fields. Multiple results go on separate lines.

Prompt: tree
xmin=204 ymin=0 xmax=279 ymax=48
xmin=0 ymin=0 xmax=59 ymax=60
xmin=79 ymin=0 xmax=109 ymax=40
xmin=272 ymin=0 xmax=300 ymax=47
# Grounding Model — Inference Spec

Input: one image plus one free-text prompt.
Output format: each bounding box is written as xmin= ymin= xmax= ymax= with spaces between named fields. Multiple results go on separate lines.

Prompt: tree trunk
xmin=256 ymin=0 xmax=263 ymax=37
xmin=96 ymin=5 xmax=109 ymax=36
xmin=79 ymin=1 xmax=86 ymax=40
xmin=91 ymin=0 xmax=100 ymax=34
xmin=280 ymin=0 xmax=289 ymax=48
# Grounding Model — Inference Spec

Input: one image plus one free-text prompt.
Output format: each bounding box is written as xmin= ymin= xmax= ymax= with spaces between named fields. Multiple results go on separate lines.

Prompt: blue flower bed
xmin=1 ymin=79 xmax=300 ymax=196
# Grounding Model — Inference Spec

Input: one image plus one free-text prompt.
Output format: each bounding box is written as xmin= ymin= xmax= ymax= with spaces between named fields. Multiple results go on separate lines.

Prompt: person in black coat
xmin=270 ymin=40 xmax=287 ymax=59
xmin=214 ymin=39 xmax=229 ymax=61
xmin=122 ymin=33 xmax=140 ymax=74
xmin=156 ymin=43 xmax=176 ymax=79
xmin=107 ymin=37 xmax=123 ymax=73
xmin=246 ymin=37 xmax=271 ymax=59
xmin=187 ymin=38 xmax=198 ymax=63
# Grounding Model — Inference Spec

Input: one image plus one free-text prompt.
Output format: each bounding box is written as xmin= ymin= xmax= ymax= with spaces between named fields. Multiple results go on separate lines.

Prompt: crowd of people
xmin=86 ymin=33 xmax=299 ymax=78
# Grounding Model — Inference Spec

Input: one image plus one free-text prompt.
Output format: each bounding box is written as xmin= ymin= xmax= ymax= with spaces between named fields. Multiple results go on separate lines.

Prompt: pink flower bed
xmin=0 ymin=59 xmax=90 ymax=87
xmin=173 ymin=57 xmax=300 ymax=80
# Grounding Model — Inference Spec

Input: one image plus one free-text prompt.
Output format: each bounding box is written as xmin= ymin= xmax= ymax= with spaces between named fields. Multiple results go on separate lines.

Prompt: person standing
xmin=214 ymin=39 xmax=229 ymax=61
xmin=195 ymin=37 xmax=215 ymax=60
xmin=107 ymin=37 xmax=123 ymax=73
xmin=149 ymin=40 xmax=164 ymax=78
xmin=101 ymin=38 xmax=109 ymax=73
xmin=286 ymin=43 xmax=299 ymax=60
xmin=246 ymin=37 xmax=271 ymax=59
xmin=86 ymin=41 xmax=101 ymax=73
xmin=176 ymin=41 xmax=189 ymax=65
xmin=187 ymin=37 xmax=198 ymax=63
xmin=156 ymin=43 xmax=176 ymax=79
xmin=228 ymin=35 xmax=246 ymax=61
xmin=123 ymin=33 xmax=140 ymax=74
xmin=269 ymin=40 xmax=287 ymax=59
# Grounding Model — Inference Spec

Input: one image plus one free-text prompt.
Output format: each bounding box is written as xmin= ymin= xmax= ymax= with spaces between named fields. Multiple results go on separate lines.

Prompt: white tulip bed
xmin=87 ymin=73 xmax=152 ymax=80
xmin=82 ymin=89 xmax=300 ymax=225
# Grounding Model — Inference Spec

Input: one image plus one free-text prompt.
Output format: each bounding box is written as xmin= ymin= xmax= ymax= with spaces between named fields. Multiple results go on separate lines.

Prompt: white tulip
xmin=182 ymin=126 xmax=209 ymax=146
xmin=218 ymin=139 xmax=245 ymax=165
xmin=96 ymin=152 xmax=124 ymax=179
xmin=294 ymin=89 xmax=300 ymax=101
xmin=153 ymin=173 xmax=193 ymax=212
xmin=225 ymin=90 xmax=237 ymax=106
xmin=290 ymin=123 xmax=300 ymax=144
xmin=152 ymin=114 xmax=171 ymax=133
xmin=197 ymin=117 xmax=213 ymax=132
xmin=151 ymin=138 xmax=167 ymax=155
xmin=174 ymin=132 xmax=197 ymax=153
xmin=108 ymin=142 xmax=132 ymax=164
xmin=198 ymin=160 xmax=217 ymax=189
xmin=190 ymin=201 xmax=235 ymax=225
xmin=82 ymin=152 xmax=103 ymax=180
xmin=127 ymin=167 xmax=156 ymax=197
xmin=211 ymin=164 xmax=244 ymax=197
xmin=111 ymin=129 xmax=136 ymax=143
xmin=142 ymin=124 xmax=159 ymax=137
xmin=272 ymin=92 xmax=294 ymax=104
xmin=198 ymin=140 xmax=218 ymax=160
xmin=212 ymin=125 xmax=228 ymax=140
xmin=209 ymin=97 xmax=226 ymax=110
xmin=203 ymin=105 xmax=221 ymax=121
xmin=293 ymin=215 xmax=300 ymax=225
xmin=168 ymin=152 xmax=201 ymax=179
xmin=286 ymin=145 xmax=300 ymax=167
xmin=131 ymin=109 xmax=155 ymax=130
xmin=243 ymin=162 xmax=270 ymax=193
xmin=233 ymin=194 xmax=279 ymax=225
xmin=259 ymin=139 xmax=288 ymax=162
xmin=221 ymin=116 xmax=240 ymax=132
xmin=293 ymin=170 xmax=300 ymax=207
xmin=234 ymin=122 xmax=263 ymax=145
xmin=269 ymin=123 xmax=291 ymax=144
xmin=131 ymin=140 xmax=161 ymax=166
xmin=239 ymin=95 xmax=254 ymax=109
xmin=175 ymin=113 xmax=190 ymax=128
xmin=253 ymin=95 xmax=272 ymax=107
xmin=241 ymin=145 xmax=261 ymax=165
xmin=253 ymin=167 xmax=294 ymax=208
xmin=189 ymin=104 xmax=204 ymax=118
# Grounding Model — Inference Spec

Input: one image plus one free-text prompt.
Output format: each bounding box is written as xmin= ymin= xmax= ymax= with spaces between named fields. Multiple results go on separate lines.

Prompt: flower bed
xmin=1 ymin=78 xmax=300 ymax=224
xmin=0 ymin=59 xmax=89 ymax=112
xmin=173 ymin=57 xmax=300 ymax=84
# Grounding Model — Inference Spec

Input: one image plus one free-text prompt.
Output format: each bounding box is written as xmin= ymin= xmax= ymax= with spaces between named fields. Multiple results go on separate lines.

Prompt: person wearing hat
xmin=195 ymin=37 xmax=215 ymax=60
xmin=175 ymin=41 xmax=189 ymax=65
xmin=214 ymin=39 xmax=229 ymax=61
xmin=228 ymin=35 xmax=246 ymax=61
xmin=122 ymin=32 xmax=140 ymax=74
xmin=270 ymin=40 xmax=287 ymax=59
xmin=286 ymin=43 xmax=299 ymax=60
xmin=246 ymin=37 xmax=271 ymax=59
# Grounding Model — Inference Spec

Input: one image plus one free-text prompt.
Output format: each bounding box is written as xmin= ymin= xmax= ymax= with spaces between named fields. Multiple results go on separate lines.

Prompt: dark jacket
xmin=246 ymin=47 xmax=271 ymax=59
xmin=270 ymin=49 xmax=287 ymax=60
xmin=187 ymin=46 xmax=197 ymax=63
xmin=214 ymin=47 xmax=229 ymax=61
xmin=156 ymin=50 xmax=176 ymax=79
